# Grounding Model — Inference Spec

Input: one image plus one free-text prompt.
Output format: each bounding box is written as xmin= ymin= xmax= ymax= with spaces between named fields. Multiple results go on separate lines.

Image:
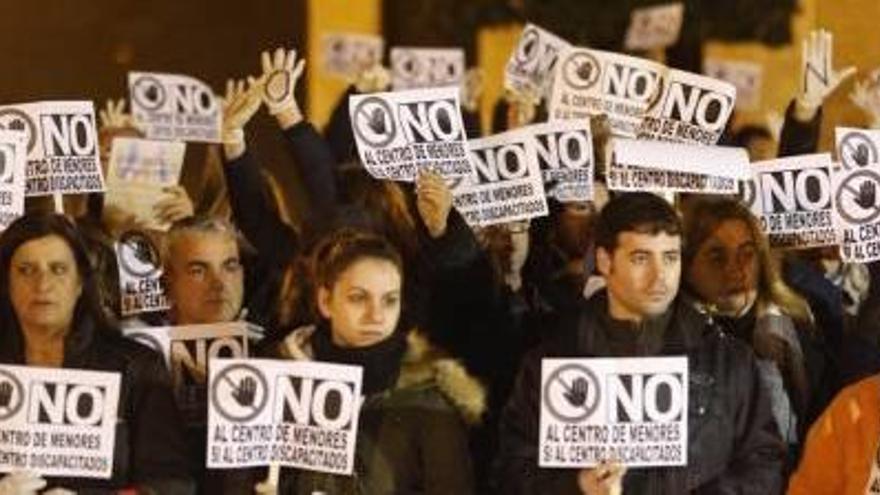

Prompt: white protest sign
xmin=124 ymin=323 xmax=249 ymax=426
xmin=639 ymin=69 xmax=736 ymax=145
xmin=703 ymin=59 xmax=762 ymax=112
xmin=749 ymin=154 xmax=838 ymax=249
xmin=505 ymin=24 xmax=572 ymax=98
xmin=833 ymin=128 xmax=880 ymax=262
xmin=322 ymin=33 xmax=384 ymax=79
xmin=349 ymin=87 xmax=473 ymax=181
xmin=452 ymin=129 xmax=549 ymax=227
xmin=549 ymin=47 xmax=665 ymax=137
xmin=540 ymin=357 xmax=688 ymax=468
xmin=606 ymin=138 xmax=748 ymax=194
xmin=0 ymin=131 xmax=27 ymax=230
xmin=115 ymin=230 xmax=169 ymax=317
xmin=529 ymin=120 xmax=594 ymax=202
xmin=624 ymin=3 xmax=685 ymax=51
xmin=0 ymin=101 xmax=105 ymax=197
xmin=207 ymin=358 xmax=362 ymax=475
xmin=0 ymin=365 xmax=120 ymax=479
xmin=104 ymin=137 xmax=186 ymax=231
xmin=128 ymin=72 xmax=221 ymax=143
xmin=390 ymin=48 xmax=465 ymax=90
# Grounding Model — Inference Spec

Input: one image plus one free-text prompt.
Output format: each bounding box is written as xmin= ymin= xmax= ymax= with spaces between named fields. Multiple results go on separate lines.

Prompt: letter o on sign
xmin=644 ymin=374 xmax=683 ymax=423
xmin=796 ymin=169 xmax=830 ymax=211
xmin=312 ymin=381 xmax=354 ymax=430
xmin=66 ymin=385 xmax=104 ymax=426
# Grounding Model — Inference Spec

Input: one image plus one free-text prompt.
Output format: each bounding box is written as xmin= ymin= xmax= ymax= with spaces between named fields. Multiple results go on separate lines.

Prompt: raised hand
xmin=354 ymin=63 xmax=391 ymax=94
xmin=416 ymin=171 xmax=453 ymax=239
xmin=260 ymin=47 xmax=306 ymax=128
xmin=797 ymin=29 xmax=856 ymax=120
xmin=222 ymin=78 xmax=263 ymax=141
xmin=99 ymin=98 xmax=132 ymax=131
xmin=153 ymin=185 xmax=195 ymax=226
xmin=850 ymin=73 xmax=880 ymax=129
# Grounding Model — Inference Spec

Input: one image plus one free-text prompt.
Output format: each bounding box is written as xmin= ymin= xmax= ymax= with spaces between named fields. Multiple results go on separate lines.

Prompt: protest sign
xmin=322 ymin=33 xmax=384 ymax=79
xmin=529 ymin=120 xmax=594 ymax=202
xmin=349 ymin=86 xmax=473 ymax=181
xmin=703 ymin=59 xmax=762 ymax=111
xmin=749 ymin=154 xmax=837 ymax=249
xmin=207 ymin=358 xmax=362 ymax=475
xmin=390 ymin=48 xmax=465 ymax=90
xmin=504 ymin=24 xmax=571 ymax=98
xmin=0 ymin=131 xmax=26 ymax=230
xmin=452 ymin=129 xmax=549 ymax=227
xmin=623 ymin=3 xmax=685 ymax=51
xmin=115 ymin=230 xmax=169 ymax=317
xmin=0 ymin=101 xmax=104 ymax=197
xmin=104 ymin=137 xmax=186 ymax=231
xmin=124 ymin=323 xmax=249 ymax=426
xmin=549 ymin=47 xmax=665 ymax=137
xmin=833 ymin=128 xmax=880 ymax=262
xmin=606 ymin=138 xmax=748 ymax=194
xmin=540 ymin=357 xmax=688 ymax=468
xmin=0 ymin=365 xmax=120 ymax=479
xmin=129 ymin=72 xmax=221 ymax=143
xmin=639 ymin=69 xmax=736 ymax=145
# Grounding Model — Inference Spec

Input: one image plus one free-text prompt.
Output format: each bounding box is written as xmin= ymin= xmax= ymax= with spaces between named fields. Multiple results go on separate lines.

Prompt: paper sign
xmin=124 ymin=323 xmax=249 ymax=426
xmin=833 ymin=128 xmax=880 ymax=262
xmin=639 ymin=69 xmax=736 ymax=145
xmin=128 ymin=72 xmax=221 ymax=143
xmin=115 ymin=230 xmax=169 ymax=316
xmin=748 ymin=154 xmax=837 ymax=249
xmin=549 ymin=47 xmax=666 ymax=138
xmin=528 ymin=120 xmax=594 ymax=202
xmin=703 ymin=59 xmax=762 ymax=112
xmin=207 ymin=358 xmax=363 ymax=475
xmin=624 ymin=3 xmax=685 ymax=51
xmin=322 ymin=33 xmax=384 ymax=78
xmin=539 ymin=357 xmax=688 ymax=468
xmin=0 ymin=365 xmax=120 ymax=479
xmin=0 ymin=131 xmax=27 ymax=230
xmin=349 ymin=87 xmax=473 ymax=181
xmin=505 ymin=24 xmax=572 ymax=99
xmin=452 ymin=129 xmax=549 ymax=226
xmin=390 ymin=48 xmax=465 ymax=90
xmin=104 ymin=137 xmax=186 ymax=231
xmin=0 ymin=101 xmax=105 ymax=197
xmin=607 ymin=138 xmax=748 ymax=194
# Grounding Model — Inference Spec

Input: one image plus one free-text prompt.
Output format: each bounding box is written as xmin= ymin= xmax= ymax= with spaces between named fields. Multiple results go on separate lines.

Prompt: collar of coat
xmin=280 ymin=325 xmax=486 ymax=425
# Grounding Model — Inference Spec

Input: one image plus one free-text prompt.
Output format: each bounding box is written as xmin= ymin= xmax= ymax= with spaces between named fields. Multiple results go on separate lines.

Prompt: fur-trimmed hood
xmin=280 ymin=326 xmax=486 ymax=424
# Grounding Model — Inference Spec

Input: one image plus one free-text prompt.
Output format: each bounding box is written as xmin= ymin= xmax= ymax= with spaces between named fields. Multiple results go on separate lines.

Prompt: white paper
xmin=0 ymin=101 xmax=105 ymax=197
xmin=451 ymin=129 xmax=549 ymax=226
xmin=128 ymin=72 xmax=221 ymax=143
xmin=104 ymin=137 xmax=186 ymax=232
xmin=348 ymin=87 xmax=473 ymax=181
xmin=703 ymin=59 xmax=762 ymax=112
xmin=0 ymin=131 xmax=27 ymax=230
xmin=322 ymin=33 xmax=385 ymax=78
xmin=0 ymin=365 xmax=120 ymax=479
xmin=539 ymin=357 xmax=688 ymax=468
xmin=624 ymin=3 xmax=685 ymax=51
xmin=207 ymin=358 xmax=363 ymax=475
xmin=505 ymin=24 xmax=572 ymax=99
xmin=115 ymin=230 xmax=170 ymax=317
xmin=390 ymin=48 xmax=465 ymax=90
xmin=528 ymin=120 xmax=594 ymax=202
xmin=833 ymin=128 xmax=880 ymax=261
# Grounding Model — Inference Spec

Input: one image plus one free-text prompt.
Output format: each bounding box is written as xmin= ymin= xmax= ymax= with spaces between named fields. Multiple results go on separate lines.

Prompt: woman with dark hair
xmin=0 ymin=214 xmax=194 ymax=494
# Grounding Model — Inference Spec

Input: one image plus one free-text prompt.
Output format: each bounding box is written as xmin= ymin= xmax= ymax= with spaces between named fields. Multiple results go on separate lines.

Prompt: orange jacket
xmin=788 ymin=375 xmax=880 ymax=495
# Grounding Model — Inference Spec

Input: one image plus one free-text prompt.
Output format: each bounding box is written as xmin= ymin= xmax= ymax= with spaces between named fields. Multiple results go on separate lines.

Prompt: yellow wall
xmin=476 ymin=23 xmax=524 ymax=135
xmin=306 ymin=0 xmax=382 ymax=129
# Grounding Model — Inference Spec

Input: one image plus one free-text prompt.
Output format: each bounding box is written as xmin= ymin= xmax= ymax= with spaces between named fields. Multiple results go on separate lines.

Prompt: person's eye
xmin=16 ymin=264 xmax=36 ymax=276
xmin=188 ymin=266 xmax=206 ymax=278
xmin=224 ymin=260 xmax=242 ymax=273
xmin=665 ymin=253 xmax=680 ymax=264
xmin=631 ymin=254 xmax=648 ymax=265
xmin=50 ymin=263 xmax=70 ymax=276
xmin=347 ymin=293 xmax=367 ymax=304
xmin=384 ymin=295 xmax=401 ymax=307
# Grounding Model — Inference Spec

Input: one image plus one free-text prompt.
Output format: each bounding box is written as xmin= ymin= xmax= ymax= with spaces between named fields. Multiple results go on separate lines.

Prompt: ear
xmin=317 ymin=286 xmax=333 ymax=320
xmin=596 ymin=246 xmax=612 ymax=277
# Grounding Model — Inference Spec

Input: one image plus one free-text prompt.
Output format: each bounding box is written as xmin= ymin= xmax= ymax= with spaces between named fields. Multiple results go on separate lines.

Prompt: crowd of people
xmin=1 ymin=22 xmax=880 ymax=495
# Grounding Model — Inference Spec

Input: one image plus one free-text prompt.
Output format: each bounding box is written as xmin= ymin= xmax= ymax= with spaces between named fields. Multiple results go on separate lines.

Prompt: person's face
xmin=597 ymin=231 xmax=681 ymax=322
xmin=556 ymin=203 xmax=594 ymax=258
xmin=165 ymin=232 xmax=244 ymax=325
xmin=318 ymin=257 xmax=402 ymax=348
xmin=687 ymin=219 xmax=759 ymax=316
xmin=9 ymin=235 xmax=83 ymax=334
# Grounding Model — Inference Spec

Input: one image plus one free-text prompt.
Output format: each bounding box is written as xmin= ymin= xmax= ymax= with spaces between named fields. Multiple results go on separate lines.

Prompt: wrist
xmin=793 ymin=95 xmax=820 ymax=122
xmin=223 ymin=130 xmax=246 ymax=161
xmin=274 ymin=106 xmax=304 ymax=130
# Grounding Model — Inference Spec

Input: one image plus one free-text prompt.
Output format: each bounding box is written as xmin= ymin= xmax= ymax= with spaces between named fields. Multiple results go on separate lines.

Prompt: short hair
xmin=312 ymin=229 xmax=403 ymax=290
xmin=162 ymin=216 xmax=246 ymax=269
xmin=733 ymin=125 xmax=774 ymax=148
xmin=594 ymin=192 xmax=682 ymax=253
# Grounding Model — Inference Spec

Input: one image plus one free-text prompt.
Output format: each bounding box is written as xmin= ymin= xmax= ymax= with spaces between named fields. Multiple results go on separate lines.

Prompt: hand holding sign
xmin=416 ymin=171 xmax=453 ymax=238
xmin=260 ymin=47 xmax=306 ymax=128
xmin=578 ymin=462 xmax=626 ymax=495
xmin=0 ymin=471 xmax=47 ymax=495
xmin=797 ymin=29 xmax=856 ymax=120
xmin=354 ymin=64 xmax=392 ymax=94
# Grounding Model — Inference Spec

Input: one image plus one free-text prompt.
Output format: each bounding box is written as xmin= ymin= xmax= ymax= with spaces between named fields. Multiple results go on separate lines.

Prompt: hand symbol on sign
xmin=368 ymin=108 xmax=388 ymax=135
xmin=0 ymin=381 xmax=12 ymax=408
xmin=854 ymin=143 xmax=872 ymax=167
xmin=576 ymin=62 xmax=595 ymax=83
xmin=8 ymin=119 xmax=25 ymax=132
xmin=233 ymin=377 xmax=257 ymax=407
xmin=564 ymin=377 xmax=590 ymax=407
xmin=856 ymin=181 xmax=877 ymax=209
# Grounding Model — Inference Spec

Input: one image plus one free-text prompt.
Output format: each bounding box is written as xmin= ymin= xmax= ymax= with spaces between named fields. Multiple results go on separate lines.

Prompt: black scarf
xmin=311 ymin=323 xmax=408 ymax=396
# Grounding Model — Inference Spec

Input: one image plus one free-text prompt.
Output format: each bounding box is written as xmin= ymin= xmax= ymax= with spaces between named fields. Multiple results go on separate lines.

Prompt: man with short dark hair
xmin=496 ymin=192 xmax=784 ymax=494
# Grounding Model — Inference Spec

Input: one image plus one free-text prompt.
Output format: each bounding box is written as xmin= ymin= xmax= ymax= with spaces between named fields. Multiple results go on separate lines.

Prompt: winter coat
xmin=495 ymin=291 xmax=786 ymax=495
xmin=273 ymin=326 xmax=486 ymax=494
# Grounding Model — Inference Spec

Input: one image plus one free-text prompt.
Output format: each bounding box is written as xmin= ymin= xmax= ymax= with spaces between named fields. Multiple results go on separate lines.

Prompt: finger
xmin=823 ymin=30 xmax=833 ymax=76
xmin=292 ymin=58 xmax=306 ymax=80
xmin=273 ymin=47 xmax=286 ymax=70
xmin=261 ymin=50 xmax=273 ymax=75
xmin=284 ymin=49 xmax=296 ymax=71
xmin=837 ymin=66 xmax=857 ymax=86
xmin=115 ymin=97 xmax=127 ymax=114
xmin=225 ymin=79 xmax=235 ymax=100
xmin=99 ymin=109 xmax=109 ymax=127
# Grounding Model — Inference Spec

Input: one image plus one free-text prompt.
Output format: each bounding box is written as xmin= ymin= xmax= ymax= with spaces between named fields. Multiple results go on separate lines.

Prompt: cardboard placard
xmin=128 ymin=72 xmax=221 ymax=143
xmin=207 ymin=358 xmax=362 ymax=475
xmin=390 ymin=48 xmax=465 ymax=90
xmin=505 ymin=24 xmax=572 ymax=98
xmin=624 ymin=3 xmax=685 ymax=51
xmin=0 ymin=101 xmax=105 ymax=197
xmin=115 ymin=230 xmax=169 ymax=317
xmin=531 ymin=120 xmax=594 ymax=202
xmin=0 ymin=131 xmax=27 ymax=230
xmin=703 ymin=59 xmax=762 ymax=112
xmin=540 ymin=357 xmax=688 ymax=468
xmin=322 ymin=33 xmax=384 ymax=78
xmin=833 ymin=128 xmax=880 ymax=262
xmin=0 ymin=365 xmax=120 ymax=479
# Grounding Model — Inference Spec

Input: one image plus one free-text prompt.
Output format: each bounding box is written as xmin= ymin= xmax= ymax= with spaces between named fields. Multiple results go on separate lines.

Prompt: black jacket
xmin=495 ymin=291 xmax=785 ymax=494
